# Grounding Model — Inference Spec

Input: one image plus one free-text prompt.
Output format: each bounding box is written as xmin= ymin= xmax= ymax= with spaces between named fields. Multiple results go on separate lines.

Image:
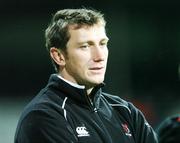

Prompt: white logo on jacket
xmin=76 ymin=126 xmax=90 ymax=137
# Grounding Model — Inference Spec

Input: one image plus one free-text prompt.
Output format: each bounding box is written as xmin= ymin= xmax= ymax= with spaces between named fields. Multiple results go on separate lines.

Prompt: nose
xmin=92 ymin=46 xmax=108 ymax=62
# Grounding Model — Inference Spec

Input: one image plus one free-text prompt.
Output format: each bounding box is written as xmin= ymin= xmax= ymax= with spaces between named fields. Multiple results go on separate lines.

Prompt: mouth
xmin=89 ymin=67 xmax=104 ymax=73
xmin=89 ymin=67 xmax=104 ymax=70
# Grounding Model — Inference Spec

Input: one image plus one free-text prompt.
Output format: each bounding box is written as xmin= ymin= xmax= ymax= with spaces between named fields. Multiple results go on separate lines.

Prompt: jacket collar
xmin=47 ymin=74 xmax=104 ymax=106
xmin=56 ymin=74 xmax=85 ymax=89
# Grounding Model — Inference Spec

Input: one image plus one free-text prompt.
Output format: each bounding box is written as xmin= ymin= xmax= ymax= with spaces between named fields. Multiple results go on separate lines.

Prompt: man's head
xmin=45 ymin=8 xmax=106 ymax=71
xmin=45 ymin=8 xmax=108 ymax=90
xmin=157 ymin=115 xmax=180 ymax=143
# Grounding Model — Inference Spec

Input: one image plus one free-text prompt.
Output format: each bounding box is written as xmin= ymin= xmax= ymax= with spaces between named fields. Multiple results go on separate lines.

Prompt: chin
xmin=86 ymin=75 xmax=104 ymax=85
xmin=92 ymin=78 xmax=104 ymax=85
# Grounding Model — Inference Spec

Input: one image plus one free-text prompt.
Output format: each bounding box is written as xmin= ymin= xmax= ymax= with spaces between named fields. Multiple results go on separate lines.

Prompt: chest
xmin=66 ymin=105 xmax=135 ymax=143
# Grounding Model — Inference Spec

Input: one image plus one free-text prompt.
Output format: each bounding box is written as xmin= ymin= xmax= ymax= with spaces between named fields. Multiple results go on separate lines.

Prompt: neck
xmin=56 ymin=74 xmax=85 ymax=89
xmin=86 ymin=88 xmax=94 ymax=96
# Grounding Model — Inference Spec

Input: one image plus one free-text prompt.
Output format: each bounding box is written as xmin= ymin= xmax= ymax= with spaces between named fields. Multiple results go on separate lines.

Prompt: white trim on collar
xmin=56 ymin=74 xmax=85 ymax=89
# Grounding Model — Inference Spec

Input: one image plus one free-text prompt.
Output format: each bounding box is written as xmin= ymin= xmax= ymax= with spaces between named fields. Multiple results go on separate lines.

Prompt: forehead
xmin=68 ymin=24 xmax=107 ymax=42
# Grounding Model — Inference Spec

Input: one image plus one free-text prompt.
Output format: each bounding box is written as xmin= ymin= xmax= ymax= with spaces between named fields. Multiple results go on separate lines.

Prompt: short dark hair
xmin=157 ymin=115 xmax=180 ymax=143
xmin=45 ymin=8 xmax=106 ymax=71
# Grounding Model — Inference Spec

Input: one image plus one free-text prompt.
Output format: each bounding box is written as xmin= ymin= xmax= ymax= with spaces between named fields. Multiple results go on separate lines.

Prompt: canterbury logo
xmin=76 ymin=126 xmax=90 ymax=137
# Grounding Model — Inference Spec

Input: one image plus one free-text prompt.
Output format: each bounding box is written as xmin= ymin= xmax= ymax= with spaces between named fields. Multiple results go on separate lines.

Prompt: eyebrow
xmin=77 ymin=37 xmax=109 ymax=45
xmin=101 ymin=37 xmax=109 ymax=42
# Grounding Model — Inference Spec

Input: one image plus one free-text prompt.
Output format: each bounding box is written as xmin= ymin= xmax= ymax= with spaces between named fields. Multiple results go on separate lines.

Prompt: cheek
xmin=67 ymin=51 xmax=91 ymax=69
xmin=70 ymin=56 xmax=87 ymax=70
xmin=105 ymin=48 xmax=109 ymax=56
xmin=104 ymin=50 xmax=109 ymax=62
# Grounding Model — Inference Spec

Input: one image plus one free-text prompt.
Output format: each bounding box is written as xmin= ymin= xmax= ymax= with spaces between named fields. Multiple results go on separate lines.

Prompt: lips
xmin=89 ymin=66 xmax=105 ymax=75
xmin=89 ymin=67 xmax=104 ymax=70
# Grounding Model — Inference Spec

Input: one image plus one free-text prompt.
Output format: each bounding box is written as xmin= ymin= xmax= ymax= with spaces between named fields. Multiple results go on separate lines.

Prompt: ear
xmin=50 ymin=47 xmax=66 ymax=66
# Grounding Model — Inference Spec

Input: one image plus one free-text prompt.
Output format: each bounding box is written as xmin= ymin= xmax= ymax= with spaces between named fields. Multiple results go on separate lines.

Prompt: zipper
xmin=85 ymin=93 xmax=96 ymax=112
xmin=85 ymin=89 xmax=112 ymax=143
xmin=83 ymin=89 xmax=98 ymax=112
xmin=84 ymin=86 xmax=101 ymax=112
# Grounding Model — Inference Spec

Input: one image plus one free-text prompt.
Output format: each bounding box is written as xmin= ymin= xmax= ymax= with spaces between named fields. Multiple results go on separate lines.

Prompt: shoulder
xmin=15 ymin=106 xmax=69 ymax=143
xmin=101 ymin=92 xmax=158 ymax=142
xmin=15 ymin=90 xmax=67 ymax=138
xmin=100 ymin=92 xmax=148 ymax=122
xmin=101 ymin=92 xmax=135 ymax=114
xmin=101 ymin=92 xmax=128 ymax=104
xmin=18 ymin=87 xmax=67 ymax=126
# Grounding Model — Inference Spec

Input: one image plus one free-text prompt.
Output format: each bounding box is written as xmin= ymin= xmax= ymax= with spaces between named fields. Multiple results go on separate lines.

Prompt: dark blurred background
xmin=0 ymin=0 xmax=180 ymax=142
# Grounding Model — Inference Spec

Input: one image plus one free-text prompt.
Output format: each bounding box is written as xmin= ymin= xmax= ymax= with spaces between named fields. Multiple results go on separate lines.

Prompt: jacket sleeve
xmin=129 ymin=103 xmax=158 ymax=143
xmin=15 ymin=109 xmax=78 ymax=143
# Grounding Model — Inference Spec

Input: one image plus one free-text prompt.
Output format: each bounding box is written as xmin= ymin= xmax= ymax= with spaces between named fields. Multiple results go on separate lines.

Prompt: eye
xmin=101 ymin=42 xmax=106 ymax=46
xmin=100 ymin=41 xmax=108 ymax=46
xmin=80 ymin=44 xmax=89 ymax=49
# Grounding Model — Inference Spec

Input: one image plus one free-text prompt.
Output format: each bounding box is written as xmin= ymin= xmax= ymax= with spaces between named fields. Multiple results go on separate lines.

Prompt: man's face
xmin=61 ymin=24 xmax=109 ymax=88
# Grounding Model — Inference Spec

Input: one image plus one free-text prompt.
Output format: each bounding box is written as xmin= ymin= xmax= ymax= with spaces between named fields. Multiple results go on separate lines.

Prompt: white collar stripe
xmin=57 ymin=74 xmax=85 ymax=89
xmin=62 ymin=97 xmax=68 ymax=121
xmin=62 ymin=97 xmax=68 ymax=109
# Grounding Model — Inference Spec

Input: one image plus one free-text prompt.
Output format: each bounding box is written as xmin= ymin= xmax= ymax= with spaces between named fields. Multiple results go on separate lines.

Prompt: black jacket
xmin=15 ymin=74 xmax=158 ymax=143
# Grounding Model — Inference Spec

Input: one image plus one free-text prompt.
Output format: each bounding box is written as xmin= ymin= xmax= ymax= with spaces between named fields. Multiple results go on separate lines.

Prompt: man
xmin=14 ymin=8 xmax=158 ymax=143
xmin=156 ymin=114 xmax=180 ymax=143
